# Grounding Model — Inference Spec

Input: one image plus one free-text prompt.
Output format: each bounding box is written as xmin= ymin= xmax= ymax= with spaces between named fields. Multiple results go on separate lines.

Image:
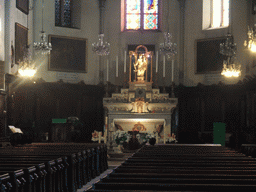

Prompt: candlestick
xmin=172 ymin=59 xmax=174 ymax=82
xmin=163 ymin=55 xmax=165 ymax=78
xmin=156 ymin=51 xmax=158 ymax=73
xmin=106 ymin=59 xmax=109 ymax=81
xmin=116 ymin=56 xmax=118 ymax=77
xmin=124 ymin=51 xmax=126 ymax=73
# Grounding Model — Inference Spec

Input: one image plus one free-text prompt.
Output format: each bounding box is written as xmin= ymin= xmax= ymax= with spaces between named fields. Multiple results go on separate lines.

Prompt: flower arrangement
xmin=91 ymin=130 xmax=103 ymax=142
xmin=167 ymin=133 xmax=178 ymax=143
xmin=141 ymin=131 xmax=155 ymax=143
xmin=159 ymin=133 xmax=178 ymax=143
xmin=113 ymin=130 xmax=131 ymax=145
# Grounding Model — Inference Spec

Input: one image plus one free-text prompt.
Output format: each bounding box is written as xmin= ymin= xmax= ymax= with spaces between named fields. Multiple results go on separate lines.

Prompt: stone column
xmin=177 ymin=0 xmax=186 ymax=85
xmin=98 ymin=0 xmax=107 ymax=83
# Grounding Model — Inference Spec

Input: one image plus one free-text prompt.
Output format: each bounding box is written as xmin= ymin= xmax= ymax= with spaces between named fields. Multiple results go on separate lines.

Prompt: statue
xmin=129 ymin=45 xmax=152 ymax=83
xmin=134 ymin=54 xmax=147 ymax=81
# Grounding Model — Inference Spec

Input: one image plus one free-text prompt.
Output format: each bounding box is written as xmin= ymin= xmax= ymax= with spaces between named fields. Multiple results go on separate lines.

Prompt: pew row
xmin=0 ymin=143 xmax=108 ymax=192
xmin=87 ymin=144 xmax=256 ymax=191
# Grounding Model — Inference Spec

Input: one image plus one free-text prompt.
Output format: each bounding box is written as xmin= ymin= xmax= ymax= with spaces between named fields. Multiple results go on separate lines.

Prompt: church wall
xmin=184 ymin=0 xmax=250 ymax=86
xmin=1 ymin=0 xmax=254 ymax=87
xmin=2 ymin=0 xmax=33 ymax=75
xmin=33 ymin=0 xmax=100 ymax=85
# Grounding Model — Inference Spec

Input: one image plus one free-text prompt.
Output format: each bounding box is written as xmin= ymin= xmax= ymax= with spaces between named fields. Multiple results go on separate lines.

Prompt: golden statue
xmin=134 ymin=54 xmax=147 ymax=81
xmin=129 ymin=45 xmax=153 ymax=83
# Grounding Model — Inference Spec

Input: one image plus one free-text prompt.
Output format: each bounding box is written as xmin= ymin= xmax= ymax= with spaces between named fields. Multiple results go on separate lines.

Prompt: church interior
xmin=1 ymin=0 xmax=256 ymax=191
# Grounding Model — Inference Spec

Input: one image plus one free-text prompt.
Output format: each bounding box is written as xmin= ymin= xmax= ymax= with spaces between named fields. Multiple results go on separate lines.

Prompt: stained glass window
xmin=64 ymin=0 xmax=71 ymax=27
xmin=126 ymin=0 xmax=158 ymax=30
xmin=55 ymin=0 xmax=72 ymax=27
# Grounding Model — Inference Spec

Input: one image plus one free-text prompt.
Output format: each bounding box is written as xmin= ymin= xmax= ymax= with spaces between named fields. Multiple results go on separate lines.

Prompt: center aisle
xmin=78 ymin=152 xmax=133 ymax=192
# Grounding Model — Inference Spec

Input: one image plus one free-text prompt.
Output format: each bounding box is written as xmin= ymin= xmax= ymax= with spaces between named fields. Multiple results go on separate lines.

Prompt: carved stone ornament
xmin=135 ymin=97 xmax=145 ymax=113
xmin=115 ymin=124 xmax=124 ymax=131
xmin=110 ymin=106 xmax=128 ymax=112
xmin=152 ymin=107 xmax=172 ymax=112
xmin=156 ymin=124 xmax=163 ymax=134
xmin=132 ymin=122 xmax=146 ymax=131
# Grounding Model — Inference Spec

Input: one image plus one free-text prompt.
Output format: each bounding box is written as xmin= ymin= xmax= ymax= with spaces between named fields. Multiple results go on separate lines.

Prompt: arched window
xmin=125 ymin=0 xmax=159 ymax=30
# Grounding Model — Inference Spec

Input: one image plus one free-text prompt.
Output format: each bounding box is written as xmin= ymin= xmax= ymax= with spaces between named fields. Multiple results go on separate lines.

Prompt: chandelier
xmin=159 ymin=32 xmax=177 ymax=59
xmin=33 ymin=0 xmax=52 ymax=54
xmin=221 ymin=56 xmax=241 ymax=77
xmin=92 ymin=34 xmax=110 ymax=56
xmin=219 ymin=33 xmax=241 ymax=77
xmin=18 ymin=46 xmax=36 ymax=77
xmin=220 ymin=33 xmax=237 ymax=56
xmin=244 ymin=25 xmax=256 ymax=52
xmin=33 ymin=31 xmax=52 ymax=55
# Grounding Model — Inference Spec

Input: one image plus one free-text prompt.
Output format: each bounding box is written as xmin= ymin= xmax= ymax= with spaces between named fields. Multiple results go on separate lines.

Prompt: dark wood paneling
xmin=8 ymin=82 xmax=104 ymax=142
xmin=176 ymin=84 xmax=244 ymax=144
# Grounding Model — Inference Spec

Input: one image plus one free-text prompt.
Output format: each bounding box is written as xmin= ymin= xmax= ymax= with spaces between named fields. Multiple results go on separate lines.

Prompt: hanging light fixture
xmin=159 ymin=0 xmax=177 ymax=59
xmin=219 ymin=1 xmax=241 ymax=78
xmin=221 ymin=56 xmax=241 ymax=77
xmin=33 ymin=0 xmax=52 ymax=54
xmin=18 ymin=45 xmax=36 ymax=77
xmin=219 ymin=33 xmax=241 ymax=77
xmin=220 ymin=33 xmax=237 ymax=56
xmin=18 ymin=9 xmax=36 ymax=77
xmin=92 ymin=0 xmax=110 ymax=56
xmin=244 ymin=24 xmax=256 ymax=52
xmin=92 ymin=34 xmax=110 ymax=56
xmin=159 ymin=32 xmax=177 ymax=59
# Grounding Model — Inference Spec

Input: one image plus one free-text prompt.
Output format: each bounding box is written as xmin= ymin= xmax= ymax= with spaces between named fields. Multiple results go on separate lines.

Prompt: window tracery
xmin=125 ymin=0 xmax=159 ymax=30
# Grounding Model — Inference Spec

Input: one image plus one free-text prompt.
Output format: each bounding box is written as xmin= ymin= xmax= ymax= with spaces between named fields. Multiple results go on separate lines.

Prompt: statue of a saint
xmin=134 ymin=54 xmax=147 ymax=81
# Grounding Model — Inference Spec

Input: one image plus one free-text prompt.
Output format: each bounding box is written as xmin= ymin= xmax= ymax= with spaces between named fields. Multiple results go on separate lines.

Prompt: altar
xmin=103 ymin=45 xmax=178 ymax=151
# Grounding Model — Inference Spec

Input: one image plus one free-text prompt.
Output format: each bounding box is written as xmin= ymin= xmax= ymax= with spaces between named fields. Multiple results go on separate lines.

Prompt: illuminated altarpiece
xmin=103 ymin=45 xmax=178 ymax=147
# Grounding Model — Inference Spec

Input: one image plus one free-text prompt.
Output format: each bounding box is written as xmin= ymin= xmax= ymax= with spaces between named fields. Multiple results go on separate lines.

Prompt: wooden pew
xmin=0 ymin=158 xmax=64 ymax=192
xmin=0 ymin=153 xmax=74 ymax=192
xmin=0 ymin=169 xmax=27 ymax=192
xmin=0 ymin=143 xmax=108 ymax=192
xmin=87 ymin=144 xmax=256 ymax=191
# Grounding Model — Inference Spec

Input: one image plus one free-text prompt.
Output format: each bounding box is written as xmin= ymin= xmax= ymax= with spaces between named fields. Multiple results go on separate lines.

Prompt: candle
xmin=105 ymin=118 xmax=107 ymax=125
xmin=106 ymin=59 xmax=109 ymax=81
xmin=104 ymin=133 xmax=107 ymax=144
xmin=156 ymin=51 xmax=158 ymax=73
xmin=116 ymin=56 xmax=118 ymax=77
xmin=172 ymin=59 xmax=174 ymax=82
xmin=163 ymin=55 xmax=165 ymax=78
xmin=124 ymin=51 xmax=126 ymax=73
xmin=98 ymin=132 xmax=101 ymax=143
